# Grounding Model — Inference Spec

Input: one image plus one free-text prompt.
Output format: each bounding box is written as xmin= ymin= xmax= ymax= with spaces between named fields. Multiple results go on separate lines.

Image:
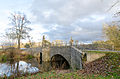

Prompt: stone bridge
xmin=25 ymin=46 xmax=83 ymax=70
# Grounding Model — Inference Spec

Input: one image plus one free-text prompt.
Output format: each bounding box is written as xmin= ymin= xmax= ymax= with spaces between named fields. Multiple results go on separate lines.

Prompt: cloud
xmin=31 ymin=0 xmax=115 ymax=25
xmin=30 ymin=0 xmax=117 ymax=42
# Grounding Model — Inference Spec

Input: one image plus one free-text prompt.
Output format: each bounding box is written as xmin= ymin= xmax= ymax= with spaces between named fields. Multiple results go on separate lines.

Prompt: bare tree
xmin=0 ymin=33 xmax=15 ymax=49
xmin=7 ymin=12 xmax=32 ymax=49
xmin=27 ymin=35 xmax=35 ymax=48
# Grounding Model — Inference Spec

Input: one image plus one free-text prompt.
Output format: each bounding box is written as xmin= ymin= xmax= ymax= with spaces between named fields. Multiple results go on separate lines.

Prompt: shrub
xmin=26 ymin=54 xmax=34 ymax=59
xmin=24 ymin=43 xmax=30 ymax=48
xmin=0 ymin=55 xmax=7 ymax=62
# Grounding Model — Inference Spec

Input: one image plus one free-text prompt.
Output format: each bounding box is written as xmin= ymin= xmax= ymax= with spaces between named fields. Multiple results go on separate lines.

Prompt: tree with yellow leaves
xmin=103 ymin=23 xmax=120 ymax=50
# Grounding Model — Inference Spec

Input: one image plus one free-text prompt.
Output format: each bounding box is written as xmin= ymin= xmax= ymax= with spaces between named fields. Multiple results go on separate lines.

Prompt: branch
xmin=107 ymin=0 xmax=119 ymax=12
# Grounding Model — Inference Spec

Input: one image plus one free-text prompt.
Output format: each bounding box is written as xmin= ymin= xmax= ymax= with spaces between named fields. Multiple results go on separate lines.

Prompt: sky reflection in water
xmin=0 ymin=61 xmax=39 ymax=77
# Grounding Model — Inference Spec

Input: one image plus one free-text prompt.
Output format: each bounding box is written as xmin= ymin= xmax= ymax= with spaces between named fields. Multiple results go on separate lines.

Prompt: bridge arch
xmin=51 ymin=54 xmax=70 ymax=69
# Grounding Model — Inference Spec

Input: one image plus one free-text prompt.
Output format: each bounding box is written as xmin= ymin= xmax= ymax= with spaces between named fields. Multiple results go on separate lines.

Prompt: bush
xmin=26 ymin=54 xmax=34 ymax=59
xmin=0 ymin=55 xmax=7 ymax=62
xmin=24 ymin=43 xmax=30 ymax=48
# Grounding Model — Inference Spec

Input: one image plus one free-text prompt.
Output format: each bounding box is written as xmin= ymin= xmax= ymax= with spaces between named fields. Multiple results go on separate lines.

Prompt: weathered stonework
xmin=42 ymin=47 xmax=50 ymax=61
xmin=25 ymin=46 xmax=83 ymax=70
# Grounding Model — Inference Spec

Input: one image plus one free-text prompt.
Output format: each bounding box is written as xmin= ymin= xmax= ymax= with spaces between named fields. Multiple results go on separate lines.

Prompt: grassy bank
xmin=17 ymin=52 xmax=120 ymax=79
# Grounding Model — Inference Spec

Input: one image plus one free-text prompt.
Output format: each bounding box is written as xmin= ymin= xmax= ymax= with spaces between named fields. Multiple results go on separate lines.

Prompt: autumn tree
xmin=7 ymin=12 xmax=32 ymax=49
xmin=24 ymin=43 xmax=30 ymax=48
xmin=93 ymin=40 xmax=113 ymax=50
xmin=103 ymin=24 xmax=120 ymax=50
xmin=69 ymin=37 xmax=74 ymax=46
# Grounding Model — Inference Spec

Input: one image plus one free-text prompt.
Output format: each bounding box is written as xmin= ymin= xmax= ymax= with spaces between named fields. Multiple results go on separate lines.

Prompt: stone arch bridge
xmin=25 ymin=46 xmax=83 ymax=70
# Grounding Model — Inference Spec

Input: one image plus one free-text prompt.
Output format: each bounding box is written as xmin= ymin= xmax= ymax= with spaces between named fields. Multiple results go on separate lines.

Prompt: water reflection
xmin=0 ymin=61 xmax=39 ymax=77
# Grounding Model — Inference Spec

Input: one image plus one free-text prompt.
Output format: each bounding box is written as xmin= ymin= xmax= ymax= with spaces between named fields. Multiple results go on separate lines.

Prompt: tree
xmin=42 ymin=35 xmax=51 ymax=47
xmin=52 ymin=40 xmax=64 ymax=46
xmin=69 ymin=37 xmax=74 ymax=46
xmin=24 ymin=43 xmax=30 ymax=48
xmin=75 ymin=40 xmax=78 ymax=46
xmin=103 ymin=24 xmax=120 ymax=50
xmin=7 ymin=12 xmax=32 ymax=49
xmin=93 ymin=40 xmax=113 ymax=50
xmin=0 ymin=33 xmax=16 ymax=49
xmin=107 ymin=0 xmax=119 ymax=12
xmin=27 ymin=35 xmax=35 ymax=48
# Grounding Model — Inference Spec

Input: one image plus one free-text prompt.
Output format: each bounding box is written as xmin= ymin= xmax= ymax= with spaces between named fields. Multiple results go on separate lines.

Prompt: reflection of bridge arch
xmin=51 ymin=54 xmax=70 ymax=69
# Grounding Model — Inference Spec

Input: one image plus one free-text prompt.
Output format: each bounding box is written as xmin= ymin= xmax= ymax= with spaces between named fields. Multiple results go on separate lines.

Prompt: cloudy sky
xmin=0 ymin=0 xmax=119 ymax=43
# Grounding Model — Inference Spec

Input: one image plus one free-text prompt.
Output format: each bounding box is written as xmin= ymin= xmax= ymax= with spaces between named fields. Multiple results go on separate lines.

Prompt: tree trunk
xmin=18 ymin=36 xmax=20 ymax=49
xmin=16 ymin=61 xmax=19 ymax=75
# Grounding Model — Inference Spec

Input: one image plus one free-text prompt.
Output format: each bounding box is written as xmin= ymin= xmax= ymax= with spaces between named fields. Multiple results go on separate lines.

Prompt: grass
xmin=17 ymin=51 xmax=120 ymax=79
xmin=17 ymin=70 xmax=120 ymax=79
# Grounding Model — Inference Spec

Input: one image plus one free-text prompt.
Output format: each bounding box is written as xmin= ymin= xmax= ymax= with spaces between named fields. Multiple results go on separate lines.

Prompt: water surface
xmin=0 ymin=60 xmax=40 ymax=77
